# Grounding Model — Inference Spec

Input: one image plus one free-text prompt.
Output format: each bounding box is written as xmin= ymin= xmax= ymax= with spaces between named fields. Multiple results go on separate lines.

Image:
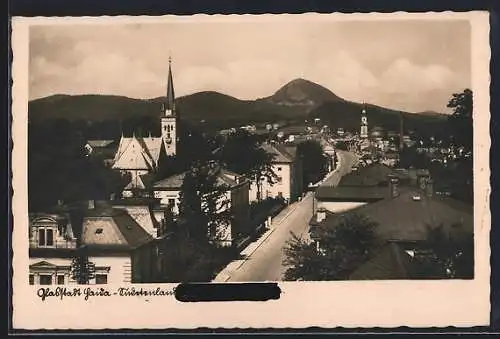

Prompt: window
xmin=164 ymin=126 xmax=167 ymax=131
xmin=95 ymin=274 xmax=108 ymax=285
xmin=277 ymin=167 xmax=282 ymax=171
xmin=38 ymin=229 xmax=45 ymax=246
xmin=38 ymin=229 xmax=54 ymax=247
xmin=29 ymin=274 xmax=34 ymax=285
xmin=39 ymin=275 xmax=52 ymax=285
xmin=168 ymin=198 xmax=175 ymax=206
xmin=46 ymin=229 xmax=54 ymax=246
xmin=167 ymin=133 xmax=171 ymax=139
xmin=57 ymin=275 xmax=65 ymax=285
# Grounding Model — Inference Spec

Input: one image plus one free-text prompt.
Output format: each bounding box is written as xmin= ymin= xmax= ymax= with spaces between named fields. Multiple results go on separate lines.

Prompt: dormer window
xmin=95 ymin=228 xmax=103 ymax=234
xmin=38 ymin=228 xmax=54 ymax=247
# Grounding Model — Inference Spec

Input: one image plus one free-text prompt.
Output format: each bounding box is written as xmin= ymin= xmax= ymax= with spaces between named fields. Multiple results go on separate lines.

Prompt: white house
xmin=152 ymin=167 xmax=250 ymax=246
xmin=28 ymin=202 xmax=155 ymax=285
xmin=248 ymin=143 xmax=302 ymax=204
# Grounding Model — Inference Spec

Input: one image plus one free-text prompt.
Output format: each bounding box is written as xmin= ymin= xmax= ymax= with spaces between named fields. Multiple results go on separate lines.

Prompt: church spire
xmin=165 ymin=56 xmax=175 ymax=115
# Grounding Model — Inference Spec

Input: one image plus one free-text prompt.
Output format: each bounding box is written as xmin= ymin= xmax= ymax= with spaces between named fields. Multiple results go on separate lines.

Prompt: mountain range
xmin=28 ymin=78 xmax=448 ymax=136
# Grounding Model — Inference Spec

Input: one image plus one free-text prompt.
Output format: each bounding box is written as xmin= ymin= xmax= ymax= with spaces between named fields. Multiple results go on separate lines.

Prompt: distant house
xmin=152 ymin=166 xmax=251 ymax=247
xmin=28 ymin=200 xmax=159 ymax=285
xmin=249 ymin=143 xmax=302 ymax=204
xmin=85 ymin=139 xmax=119 ymax=166
xmin=309 ymin=178 xmax=473 ymax=280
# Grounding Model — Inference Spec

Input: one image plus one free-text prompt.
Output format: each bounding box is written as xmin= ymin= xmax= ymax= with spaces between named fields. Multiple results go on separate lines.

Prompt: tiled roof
xmin=313 ymin=190 xmax=473 ymax=242
xmin=153 ymin=167 xmax=238 ymax=190
xmin=153 ymin=172 xmax=186 ymax=190
xmin=338 ymin=163 xmax=409 ymax=187
xmin=113 ymin=136 xmax=163 ymax=171
xmin=82 ymin=209 xmax=153 ymax=250
xmin=141 ymin=137 xmax=163 ymax=164
xmin=262 ymin=143 xmax=294 ymax=163
xmin=349 ymin=242 xmax=412 ymax=280
xmin=315 ymin=185 xmax=390 ymax=202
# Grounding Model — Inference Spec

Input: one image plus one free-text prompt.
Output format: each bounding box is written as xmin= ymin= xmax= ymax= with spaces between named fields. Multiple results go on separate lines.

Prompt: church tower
xmin=161 ymin=56 xmax=177 ymax=156
xmin=360 ymin=105 xmax=368 ymax=139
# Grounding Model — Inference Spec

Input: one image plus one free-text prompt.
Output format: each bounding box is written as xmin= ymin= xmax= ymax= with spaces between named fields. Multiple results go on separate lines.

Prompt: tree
xmin=447 ymin=88 xmax=473 ymax=153
xmin=70 ymin=247 xmax=96 ymax=284
xmin=177 ymin=161 xmax=232 ymax=244
xmin=296 ymin=140 xmax=329 ymax=190
xmin=283 ymin=214 xmax=379 ymax=281
xmin=412 ymin=224 xmax=474 ymax=279
xmin=218 ymin=129 xmax=277 ymax=201
xmin=446 ymin=89 xmax=474 ymax=203
xmin=396 ymin=145 xmax=430 ymax=169
xmin=28 ymin=119 xmax=127 ymax=211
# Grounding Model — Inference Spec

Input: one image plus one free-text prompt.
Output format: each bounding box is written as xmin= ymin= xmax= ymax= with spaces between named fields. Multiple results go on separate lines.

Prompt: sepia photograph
xmin=11 ymin=12 xmax=490 ymax=329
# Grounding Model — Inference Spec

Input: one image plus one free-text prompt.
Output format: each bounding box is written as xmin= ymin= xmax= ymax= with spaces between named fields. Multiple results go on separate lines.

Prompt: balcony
xmin=29 ymin=239 xmax=77 ymax=249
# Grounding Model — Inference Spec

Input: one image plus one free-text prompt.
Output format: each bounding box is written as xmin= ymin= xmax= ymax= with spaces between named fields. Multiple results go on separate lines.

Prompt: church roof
xmin=166 ymin=57 xmax=176 ymax=113
xmin=113 ymin=135 xmax=164 ymax=170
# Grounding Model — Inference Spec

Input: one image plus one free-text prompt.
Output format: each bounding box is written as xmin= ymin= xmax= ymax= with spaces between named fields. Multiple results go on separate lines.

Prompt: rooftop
xmin=311 ymin=189 xmax=473 ymax=243
xmin=348 ymin=242 xmax=412 ymax=280
xmin=82 ymin=208 xmax=153 ymax=250
xmin=153 ymin=166 xmax=239 ymax=190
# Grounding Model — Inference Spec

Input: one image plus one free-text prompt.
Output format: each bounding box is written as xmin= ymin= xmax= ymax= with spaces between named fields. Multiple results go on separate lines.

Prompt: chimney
xmin=426 ymin=179 xmax=434 ymax=197
xmin=316 ymin=208 xmax=327 ymax=223
xmin=88 ymin=200 xmax=95 ymax=210
xmin=388 ymin=175 xmax=399 ymax=198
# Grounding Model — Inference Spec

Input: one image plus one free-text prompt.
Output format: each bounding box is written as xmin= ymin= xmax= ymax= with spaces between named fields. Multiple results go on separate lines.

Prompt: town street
xmin=214 ymin=150 xmax=358 ymax=282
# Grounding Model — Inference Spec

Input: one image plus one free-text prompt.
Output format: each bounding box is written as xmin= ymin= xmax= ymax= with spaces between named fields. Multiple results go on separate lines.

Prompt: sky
xmin=29 ymin=17 xmax=471 ymax=113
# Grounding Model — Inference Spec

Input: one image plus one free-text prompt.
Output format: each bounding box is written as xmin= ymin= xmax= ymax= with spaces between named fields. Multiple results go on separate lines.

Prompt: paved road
xmin=322 ymin=150 xmax=358 ymax=187
xmin=214 ymin=150 xmax=358 ymax=282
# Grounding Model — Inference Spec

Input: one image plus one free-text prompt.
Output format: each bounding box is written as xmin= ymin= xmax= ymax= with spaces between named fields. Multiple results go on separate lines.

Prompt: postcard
xmin=11 ymin=11 xmax=491 ymax=329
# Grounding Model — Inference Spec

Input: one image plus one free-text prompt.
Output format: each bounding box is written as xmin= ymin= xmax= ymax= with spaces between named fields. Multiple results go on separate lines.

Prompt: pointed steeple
xmin=165 ymin=55 xmax=176 ymax=115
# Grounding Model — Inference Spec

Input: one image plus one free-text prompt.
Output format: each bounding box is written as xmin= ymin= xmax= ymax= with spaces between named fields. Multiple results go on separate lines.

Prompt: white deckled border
xmin=11 ymin=11 xmax=491 ymax=329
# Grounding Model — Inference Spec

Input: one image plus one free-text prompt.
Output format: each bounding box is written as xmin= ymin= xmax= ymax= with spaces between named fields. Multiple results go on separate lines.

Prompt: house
xmin=309 ymin=177 xmax=473 ymax=280
xmin=249 ymin=143 xmax=302 ymax=204
xmin=28 ymin=201 xmax=157 ymax=285
xmin=315 ymin=163 xmax=414 ymax=213
xmin=29 ymin=213 xmax=78 ymax=285
xmin=152 ymin=166 xmax=251 ymax=247
xmin=85 ymin=139 xmax=119 ymax=166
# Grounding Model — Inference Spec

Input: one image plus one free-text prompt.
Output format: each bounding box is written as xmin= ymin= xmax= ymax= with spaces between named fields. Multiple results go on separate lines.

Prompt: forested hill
xmin=28 ymin=78 xmax=448 ymax=138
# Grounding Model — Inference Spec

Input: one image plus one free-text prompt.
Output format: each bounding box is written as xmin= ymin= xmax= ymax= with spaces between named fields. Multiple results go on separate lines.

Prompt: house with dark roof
xmin=309 ymin=178 xmax=473 ymax=280
xmin=85 ymin=139 xmax=119 ymax=166
xmin=28 ymin=200 xmax=159 ymax=285
xmin=315 ymin=163 xmax=417 ymax=213
xmin=152 ymin=166 xmax=251 ymax=247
